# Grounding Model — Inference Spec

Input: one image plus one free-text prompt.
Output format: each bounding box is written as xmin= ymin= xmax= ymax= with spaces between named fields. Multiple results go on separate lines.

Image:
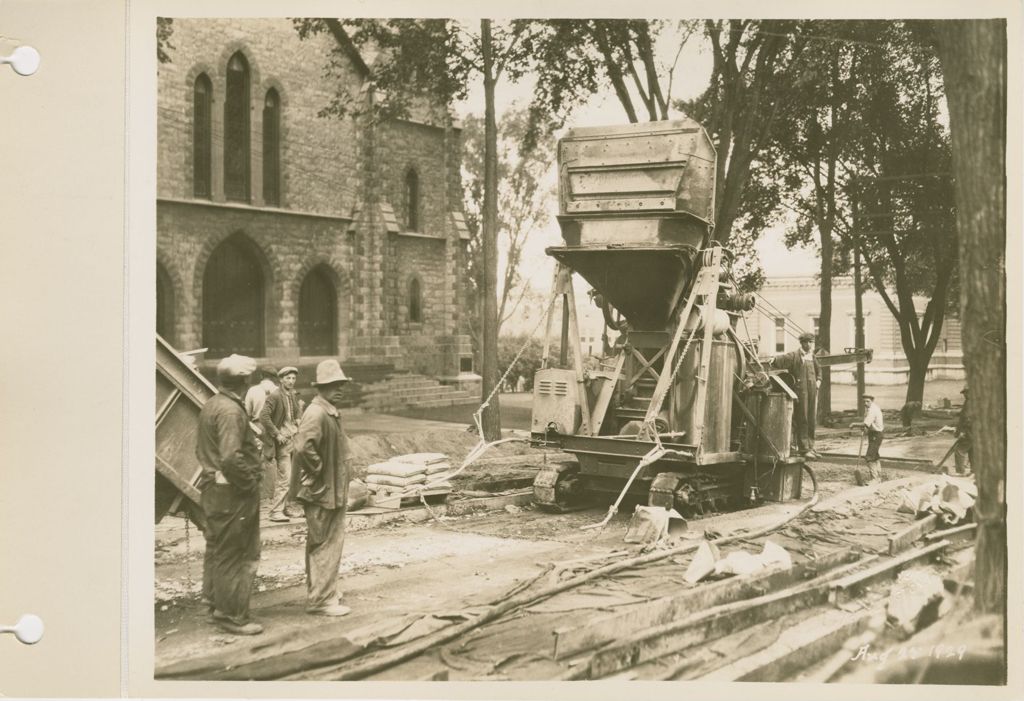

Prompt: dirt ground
xmin=154 ymin=410 xmax=982 ymax=681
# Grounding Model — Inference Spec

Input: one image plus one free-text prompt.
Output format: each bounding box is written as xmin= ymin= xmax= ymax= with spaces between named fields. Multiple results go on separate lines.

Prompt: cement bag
xmin=366 ymin=460 xmax=427 ymax=479
xmin=684 ymin=540 xmax=721 ymax=584
xmin=714 ymin=550 xmax=765 ymax=577
xmin=393 ymin=452 xmax=449 ymax=466
xmin=366 ymin=472 xmax=427 ymax=488
xmin=426 ymin=462 xmax=453 ymax=475
xmin=347 ymin=479 xmax=368 ymax=511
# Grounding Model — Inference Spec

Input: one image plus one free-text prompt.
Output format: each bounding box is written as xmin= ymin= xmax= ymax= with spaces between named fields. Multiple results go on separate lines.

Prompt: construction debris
xmin=683 ymin=539 xmax=792 ymax=582
xmin=624 ymin=505 xmax=686 ymax=544
xmin=713 ymin=540 xmax=792 ymax=577
xmin=683 ymin=541 xmax=721 ymax=584
xmin=896 ymin=475 xmax=976 ymax=526
xmin=886 ymin=569 xmax=948 ymax=638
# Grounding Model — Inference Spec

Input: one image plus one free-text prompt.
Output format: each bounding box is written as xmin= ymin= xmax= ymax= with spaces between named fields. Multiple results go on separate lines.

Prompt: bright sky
xmin=452 ymin=21 xmax=821 ymax=300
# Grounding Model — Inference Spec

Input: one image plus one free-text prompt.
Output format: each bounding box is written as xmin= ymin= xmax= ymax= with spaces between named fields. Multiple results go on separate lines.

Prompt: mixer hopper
xmin=549 ymin=119 xmax=716 ymax=330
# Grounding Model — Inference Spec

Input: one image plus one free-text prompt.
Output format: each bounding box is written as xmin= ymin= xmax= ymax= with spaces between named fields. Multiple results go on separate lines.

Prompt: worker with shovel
xmin=852 ymin=394 xmax=884 ymax=485
xmin=953 ymin=387 xmax=972 ymax=476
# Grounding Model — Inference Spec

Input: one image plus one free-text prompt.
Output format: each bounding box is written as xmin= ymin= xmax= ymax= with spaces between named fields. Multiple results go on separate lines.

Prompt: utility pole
xmin=852 ymin=188 xmax=866 ymax=417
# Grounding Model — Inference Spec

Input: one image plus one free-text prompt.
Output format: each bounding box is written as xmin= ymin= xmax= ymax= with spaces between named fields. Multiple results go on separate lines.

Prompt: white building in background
xmin=505 ymin=274 xmax=964 ymax=386
xmin=503 ymin=282 xmax=616 ymax=358
xmin=749 ymin=275 xmax=964 ymax=385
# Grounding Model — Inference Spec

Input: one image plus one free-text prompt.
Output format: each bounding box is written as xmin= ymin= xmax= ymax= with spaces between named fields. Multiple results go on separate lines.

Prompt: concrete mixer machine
xmin=530 ymin=119 xmax=806 ymax=516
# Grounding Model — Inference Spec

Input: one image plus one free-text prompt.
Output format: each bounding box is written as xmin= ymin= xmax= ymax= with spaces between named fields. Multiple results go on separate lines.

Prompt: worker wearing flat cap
xmin=773 ymin=331 xmax=822 ymax=459
xmin=290 ymin=359 xmax=355 ymax=616
xmin=260 ymin=366 xmax=304 ymax=522
xmin=953 ymin=387 xmax=972 ymax=476
xmin=852 ymin=394 xmax=884 ymax=485
xmin=194 ymin=354 xmax=265 ymax=635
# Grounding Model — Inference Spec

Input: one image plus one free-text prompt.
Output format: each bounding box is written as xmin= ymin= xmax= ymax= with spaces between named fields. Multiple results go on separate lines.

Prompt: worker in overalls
xmin=773 ymin=331 xmax=821 ymax=459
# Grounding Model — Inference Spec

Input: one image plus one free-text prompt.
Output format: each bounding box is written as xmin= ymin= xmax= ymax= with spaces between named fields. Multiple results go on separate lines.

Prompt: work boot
xmin=804 ymin=449 xmax=821 ymax=460
xmin=212 ymin=614 xmax=263 ymax=636
xmin=268 ymin=513 xmax=290 ymax=523
xmin=306 ymin=603 xmax=351 ymax=617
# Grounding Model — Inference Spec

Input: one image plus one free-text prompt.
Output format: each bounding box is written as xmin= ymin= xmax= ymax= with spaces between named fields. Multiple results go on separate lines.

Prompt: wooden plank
xmin=552 ymin=546 xmax=857 ymax=659
xmin=699 ymin=609 xmax=876 ymax=682
xmin=155 ymin=455 xmax=201 ymax=504
xmin=925 ymin=522 xmax=976 ymax=543
xmin=816 ymin=452 xmax=940 ymax=474
xmin=828 ymin=540 xmax=950 ymax=606
xmin=157 ymin=629 xmax=365 ymax=681
xmin=888 ymin=514 xmax=939 ymax=556
xmin=584 ymin=555 xmax=874 ymax=679
xmin=156 ymin=389 xmax=181 ymax=426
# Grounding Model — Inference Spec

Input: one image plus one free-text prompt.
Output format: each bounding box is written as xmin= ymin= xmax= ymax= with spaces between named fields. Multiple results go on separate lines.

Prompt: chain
xmin=183 ymin=514 xmax=194 ymax=592
xmin=640 ymin=313 xmax=703 ymax=441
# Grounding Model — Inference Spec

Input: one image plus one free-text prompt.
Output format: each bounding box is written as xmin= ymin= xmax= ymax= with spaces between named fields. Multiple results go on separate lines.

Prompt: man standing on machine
xmin=773 ymin=331 xmax=821 ymax=459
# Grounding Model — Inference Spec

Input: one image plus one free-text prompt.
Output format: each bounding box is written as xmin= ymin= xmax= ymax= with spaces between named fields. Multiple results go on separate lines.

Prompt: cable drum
xmin=685 ymin=304 xmax=731 ymax=335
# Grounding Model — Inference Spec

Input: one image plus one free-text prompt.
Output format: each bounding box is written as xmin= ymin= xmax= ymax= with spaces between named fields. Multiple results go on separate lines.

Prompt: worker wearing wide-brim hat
xmin=195 ymin=353 xmax=265 ymax=635
xmin=290 ymin=359 xmax=355 ymax=616
xmin=954 ymin=387 xmax=972 ymax=476
xmin=772 ymin=331 xmax=822 ymax=459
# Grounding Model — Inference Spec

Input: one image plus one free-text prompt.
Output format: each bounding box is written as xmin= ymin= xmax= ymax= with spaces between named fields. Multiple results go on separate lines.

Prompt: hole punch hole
xmin=1 ymin=46 xmax=41 ymax=76
xmin=0 ymin=614 xmax=44 ymax=645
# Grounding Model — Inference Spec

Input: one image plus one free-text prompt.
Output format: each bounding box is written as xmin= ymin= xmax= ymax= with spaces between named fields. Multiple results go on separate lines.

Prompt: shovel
xmin=933 ymin=437 xmax=960 ymax=472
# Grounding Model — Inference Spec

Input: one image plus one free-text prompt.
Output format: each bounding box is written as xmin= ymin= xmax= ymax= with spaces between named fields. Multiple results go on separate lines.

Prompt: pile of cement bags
xmin=365 ymin=452 xmax=453 ymax=501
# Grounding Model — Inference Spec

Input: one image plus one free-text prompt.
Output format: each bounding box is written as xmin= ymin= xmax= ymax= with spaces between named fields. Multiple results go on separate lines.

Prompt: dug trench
xmin=154 ymin=442 xmax=983 ymax=682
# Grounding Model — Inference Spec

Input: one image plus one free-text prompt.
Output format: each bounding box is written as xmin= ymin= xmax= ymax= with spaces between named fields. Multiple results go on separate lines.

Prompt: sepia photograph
xmin=150 ymin=15 xmax=1009 ymax=686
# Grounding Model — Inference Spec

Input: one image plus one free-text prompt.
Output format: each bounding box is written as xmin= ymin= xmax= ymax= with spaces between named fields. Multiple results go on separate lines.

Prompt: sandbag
xmin=366 ymin=472 xmax=427 ymax=488
xmin=366 ymin=460 xmax=427 ymax=479
xmin=425 ymin=462 xmax=453 ymax=475
xmin=392 ymin=452 xmax=448 ymax=466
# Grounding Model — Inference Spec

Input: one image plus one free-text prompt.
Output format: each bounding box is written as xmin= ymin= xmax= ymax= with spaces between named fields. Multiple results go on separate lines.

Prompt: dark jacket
xmin=259 ymin=386 xmax=300 ymax=443
xmin=957 ymin=398 xmax=971 ymax=439
xmin=195 ymin=390 xmax=263 ymax=492
xmin=290 ymin=395 xmax=351 ymax=509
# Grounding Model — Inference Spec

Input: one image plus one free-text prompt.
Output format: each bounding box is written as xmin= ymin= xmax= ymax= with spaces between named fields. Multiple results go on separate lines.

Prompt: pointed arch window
xmin=408 ymin=277 xmax=423 ymax=323
xmin=192 ymin=74 xmax=212 ymax=198
xmin=405 ymin=168 xmax=419 ymax=231
xmin=262 ymin=88 xmax=280 ymax=206
xmin=224 ymin=52 xmax=251 ymax=202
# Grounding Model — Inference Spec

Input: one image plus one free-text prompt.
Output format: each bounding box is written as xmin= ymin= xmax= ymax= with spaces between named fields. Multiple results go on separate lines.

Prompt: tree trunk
xmin=905 ymin=354 xmax=928 ymax=406
xmin=935 ymin=19 xmax=1006 ymax=615
xmin=817 ymin=228 xmax=833 ymax=425
xmin=479 ymin=20 xmax=502 ymax=441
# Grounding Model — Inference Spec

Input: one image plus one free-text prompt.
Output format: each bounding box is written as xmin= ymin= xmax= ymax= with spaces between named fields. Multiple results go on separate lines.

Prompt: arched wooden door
xmin=203 ymin=234 xmax=265 ymax=358
xmin=299 ymin=265 xmax=337 ymax=356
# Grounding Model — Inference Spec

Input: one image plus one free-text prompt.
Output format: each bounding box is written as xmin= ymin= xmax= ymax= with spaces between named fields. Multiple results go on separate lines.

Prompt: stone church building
xmin=156 ymin=18 xmax=476 ymax=387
